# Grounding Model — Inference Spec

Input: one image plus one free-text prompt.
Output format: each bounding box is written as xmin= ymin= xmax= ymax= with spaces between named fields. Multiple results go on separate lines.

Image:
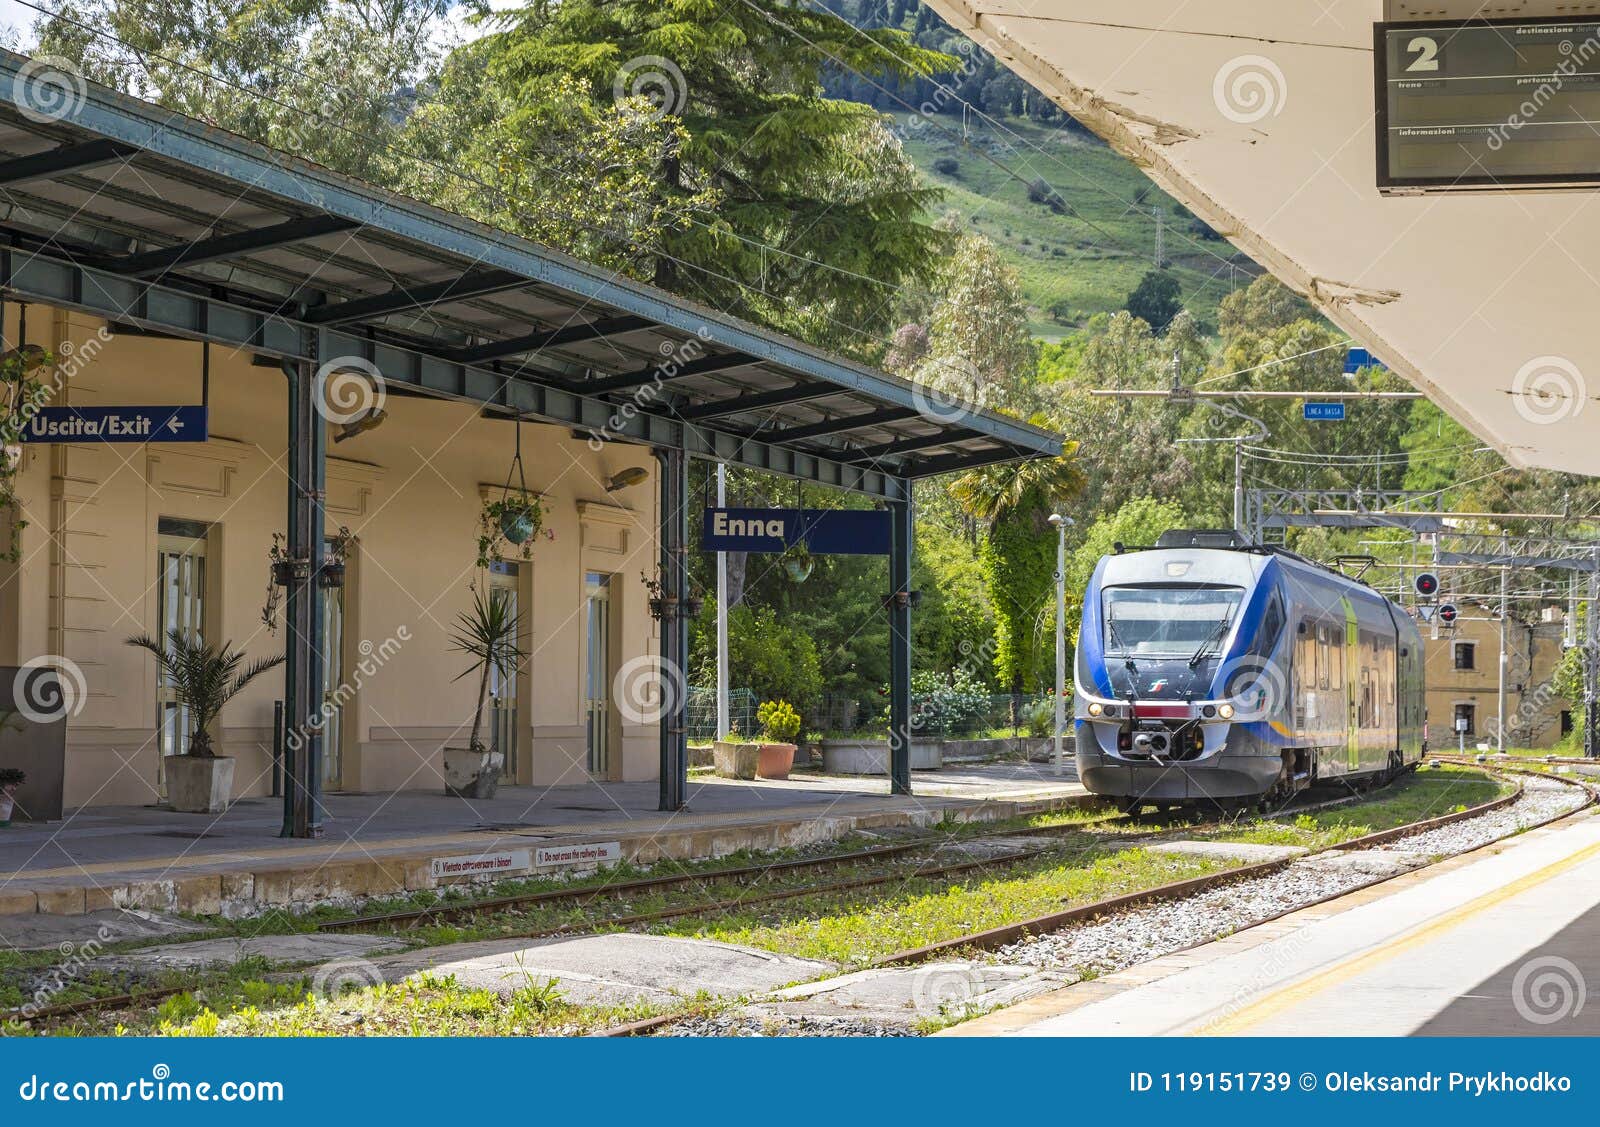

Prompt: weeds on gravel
xmin=663 ymin=848 xmax=1237 ymax=966
xmin=1209 ymin=767 xmax=1511 ymax=850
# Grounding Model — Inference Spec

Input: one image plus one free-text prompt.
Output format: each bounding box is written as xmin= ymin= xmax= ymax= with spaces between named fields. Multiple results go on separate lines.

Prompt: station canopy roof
xmin=0 ymin=49 xmax=1060 ymax=502
xmin=925 ymin=0 xmax=1600 ymax=477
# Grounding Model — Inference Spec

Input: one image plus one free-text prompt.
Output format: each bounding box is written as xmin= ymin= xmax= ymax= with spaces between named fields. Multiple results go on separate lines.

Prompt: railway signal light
xmin=1438 ymin=603 xmax=1458 ymax=625
xmin=1414 ymin=572 xmax=1440 ymax=598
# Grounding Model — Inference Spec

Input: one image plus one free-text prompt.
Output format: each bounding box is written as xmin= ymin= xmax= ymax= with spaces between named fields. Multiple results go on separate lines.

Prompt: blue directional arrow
xmin=17 ymin=405 xmax=208 ymax=444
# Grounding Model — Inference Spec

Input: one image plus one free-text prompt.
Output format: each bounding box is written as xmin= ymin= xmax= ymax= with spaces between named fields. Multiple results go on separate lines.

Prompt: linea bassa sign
xmin=18 ymin=405 xmax=208 ymax=443
xmin=702 ymin=508 xmax=892 ymax=555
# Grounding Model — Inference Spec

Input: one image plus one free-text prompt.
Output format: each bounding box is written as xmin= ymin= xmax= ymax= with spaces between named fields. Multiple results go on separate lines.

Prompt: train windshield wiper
xmin=1187 ymin=614 xmax=1233 ymax=668
xmin=1106 ymin=612 xmax=1139 ymax=685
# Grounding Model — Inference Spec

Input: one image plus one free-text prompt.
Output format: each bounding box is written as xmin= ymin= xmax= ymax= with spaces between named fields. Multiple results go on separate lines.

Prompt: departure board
xmin=1377 ymin=19 xmax=1600 ymax=191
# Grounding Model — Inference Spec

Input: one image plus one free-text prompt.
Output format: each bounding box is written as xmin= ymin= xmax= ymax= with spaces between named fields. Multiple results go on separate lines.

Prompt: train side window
xmin=1316 ymin=625 xmax=1329 ymax=690
xmin=1258 ymin=596 xmax=1285 ymax=655
xmin=1329 ymin=627 xmax=1343 ymax=691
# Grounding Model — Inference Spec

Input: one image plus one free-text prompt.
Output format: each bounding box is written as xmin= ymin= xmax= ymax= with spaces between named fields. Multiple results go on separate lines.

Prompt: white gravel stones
xmin=995 ymin=776 xmax=1590 ymax=980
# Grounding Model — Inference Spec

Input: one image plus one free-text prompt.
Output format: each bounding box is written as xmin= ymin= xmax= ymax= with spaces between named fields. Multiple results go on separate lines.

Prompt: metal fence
xmin=688 ymin=688 xmax=1054 ymax=740
xmin=686 ymin=687 xmax=757 ymax=740
xmin=807 ymin=691 xmax=1054 ymax=739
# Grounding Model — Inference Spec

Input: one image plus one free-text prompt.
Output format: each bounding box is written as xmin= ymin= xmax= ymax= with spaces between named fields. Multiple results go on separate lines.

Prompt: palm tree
xmin=449 ymin=588 xmax=526 ymax=754
xmin=950 ymin=435 xmax=1084 ymax=524
xmin=126 ymin=631 xmax=285 ymax=757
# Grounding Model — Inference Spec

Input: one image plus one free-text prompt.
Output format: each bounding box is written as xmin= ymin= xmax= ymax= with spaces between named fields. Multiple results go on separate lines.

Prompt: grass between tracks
xmin=1209 ymin=765 xmax=1512 ymax=851
xmin=3 ymin=770 xmax=1513 ymax=1035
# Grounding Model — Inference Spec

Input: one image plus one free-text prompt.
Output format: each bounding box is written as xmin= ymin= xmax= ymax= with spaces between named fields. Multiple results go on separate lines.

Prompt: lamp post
xmin=1047 ymin=513 xmax=1074 ymax=776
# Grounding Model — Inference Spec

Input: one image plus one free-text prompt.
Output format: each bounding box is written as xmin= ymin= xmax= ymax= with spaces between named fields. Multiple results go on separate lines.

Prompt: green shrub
xmin=756 ymin=700 xmax=802 ymax=744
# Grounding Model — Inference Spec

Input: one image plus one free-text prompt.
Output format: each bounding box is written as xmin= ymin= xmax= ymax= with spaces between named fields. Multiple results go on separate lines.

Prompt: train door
xmin=1342 ymin=597 xmax=1360 ymax=772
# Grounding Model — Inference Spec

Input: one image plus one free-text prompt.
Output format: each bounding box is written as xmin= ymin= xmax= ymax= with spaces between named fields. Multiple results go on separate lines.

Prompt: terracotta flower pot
xmin=755 ymin=742 xmax=796 ymax=780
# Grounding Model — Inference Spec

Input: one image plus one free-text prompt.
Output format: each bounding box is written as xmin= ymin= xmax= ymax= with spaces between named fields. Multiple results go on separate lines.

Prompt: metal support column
xmin=657 ymin=446 xmax=689 ymax=811
xmin=281 ymin=357 xmax=326 ymax=838
xmin=887 ymin=483 xmax=913 ymax=797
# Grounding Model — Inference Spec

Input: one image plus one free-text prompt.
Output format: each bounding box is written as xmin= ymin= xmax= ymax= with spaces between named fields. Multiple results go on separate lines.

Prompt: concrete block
xmin=174 ymin=874 xmax=223 ymax=916
xmin=401 ymin=857 xmax=434 ymax=891
xmin=36 ymin=886 xmax=87 ymax=915
xmin=83 ymin=885 xmax=121 ymax=913
xmin=117 ymin=881 xmax=178 ymax=911
xmin=0 ymin=889 xmax=38 ymax=916
xmin=253 ymin=870 xmax=294 ymax=906
xmin=220 ymin=871 xmax=255 ymax=905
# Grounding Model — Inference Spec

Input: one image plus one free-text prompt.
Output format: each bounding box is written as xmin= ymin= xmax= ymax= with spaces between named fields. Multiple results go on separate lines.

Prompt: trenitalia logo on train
xmin=1074 ymin=529 xmax=1425 ymax=814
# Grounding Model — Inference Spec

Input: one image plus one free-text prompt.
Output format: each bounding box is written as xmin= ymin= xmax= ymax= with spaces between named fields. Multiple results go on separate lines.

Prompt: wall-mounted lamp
xmin=333 ymin=407 xmax=387 ymax=444
xmin=605 ymin=466 xmax=650 ymax=493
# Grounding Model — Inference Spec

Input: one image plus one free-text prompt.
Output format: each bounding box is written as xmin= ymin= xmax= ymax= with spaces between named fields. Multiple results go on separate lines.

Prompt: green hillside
xmin=894 ymin=113 xmax=1261 ymax=339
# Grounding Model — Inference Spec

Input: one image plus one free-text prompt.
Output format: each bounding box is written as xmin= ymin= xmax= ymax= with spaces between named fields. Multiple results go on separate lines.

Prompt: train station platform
xmin=950 ymin=805 xmax=1600 ymax=1036
xmin=0 ymin=765 xmax=1087 ymax=921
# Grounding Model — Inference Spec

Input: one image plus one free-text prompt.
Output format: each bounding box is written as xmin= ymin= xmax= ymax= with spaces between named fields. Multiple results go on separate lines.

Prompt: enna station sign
xmin=701 ymin=508 xmax=891 ymax=556
xmin=1377 ymin=17 xmax=1600 ymax=192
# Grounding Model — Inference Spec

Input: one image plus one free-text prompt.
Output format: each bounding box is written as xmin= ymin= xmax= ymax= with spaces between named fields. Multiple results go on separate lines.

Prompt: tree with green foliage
xmin=950 ymin=443 xmax=1084 ymax=692
xmin=1125 ymin=269 xmax=1182 ymax=333
xmin=914 ymin=232 xmax=1036 ymax=407
xmin=463 ymin=0 xmax=956 ymax=347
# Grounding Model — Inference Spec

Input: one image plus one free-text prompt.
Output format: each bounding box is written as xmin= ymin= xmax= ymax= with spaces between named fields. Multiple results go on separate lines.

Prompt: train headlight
xmin=1088 ymin=702 xmax=1104 ymax=717
xmin=1218 ymin=703 xmax=1235 ymax=719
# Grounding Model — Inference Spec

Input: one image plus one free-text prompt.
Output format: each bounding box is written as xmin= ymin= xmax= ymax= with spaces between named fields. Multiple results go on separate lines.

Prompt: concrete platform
xmin=375 ymin=933 xmax=834 ymax=1008
xmin=0 ymin=766 xmax=1087 ymax=922
xmin=944 ymin=807 xmax=1600 ymax=1036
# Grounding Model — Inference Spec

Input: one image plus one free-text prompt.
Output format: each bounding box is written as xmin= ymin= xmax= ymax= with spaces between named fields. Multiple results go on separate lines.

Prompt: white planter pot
xmin=712 ymin=741 xmax=759 ymax=780
xmin=443 ymin=746 xmax=504 ymax=799
xmin=820 ymin=739 xmax=943 ymax=775
xmin=0 ymin=794 xmax=13 ymax=825
xmin=165 ymin=756 xmax=235 ymax=814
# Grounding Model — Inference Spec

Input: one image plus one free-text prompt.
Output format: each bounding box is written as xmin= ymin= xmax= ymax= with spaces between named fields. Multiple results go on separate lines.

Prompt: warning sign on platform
xmin=534 ymin=841 xmax=623 ymax=869
xmin=429 ymin=848 xmax=532 ymax=880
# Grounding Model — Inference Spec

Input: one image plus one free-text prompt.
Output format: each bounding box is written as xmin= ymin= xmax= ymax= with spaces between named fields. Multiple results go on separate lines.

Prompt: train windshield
xmin=1102 ymin=586 xmax=1245 ymax=658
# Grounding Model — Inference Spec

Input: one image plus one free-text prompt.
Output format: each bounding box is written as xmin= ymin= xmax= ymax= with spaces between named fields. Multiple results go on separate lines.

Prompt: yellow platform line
xmin=1203 ymin=834 xmax=1600 ymax=1034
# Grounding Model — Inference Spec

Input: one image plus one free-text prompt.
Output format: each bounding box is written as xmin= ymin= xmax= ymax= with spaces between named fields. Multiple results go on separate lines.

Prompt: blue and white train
xmin=1074 ymin=530 xmax=1425 ymax=812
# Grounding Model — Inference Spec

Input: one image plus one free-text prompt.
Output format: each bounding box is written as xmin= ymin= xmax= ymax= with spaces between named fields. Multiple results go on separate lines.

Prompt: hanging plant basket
xmin=478 ymin=418 xmax=544 ymax=568
xmin=319 ymin=561 xmax=346 ymax=589
xmin=782 ymin=542 xmax=815 ymax=583
xmin=498 ymin=501 xmax=539 ymax=545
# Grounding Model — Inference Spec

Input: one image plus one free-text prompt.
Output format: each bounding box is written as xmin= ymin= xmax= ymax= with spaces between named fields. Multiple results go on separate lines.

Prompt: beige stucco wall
xmin=1424 ymin=613 xmax=1570 ymax=749
xmin=1 ymin=301 xmax=661 ymax=809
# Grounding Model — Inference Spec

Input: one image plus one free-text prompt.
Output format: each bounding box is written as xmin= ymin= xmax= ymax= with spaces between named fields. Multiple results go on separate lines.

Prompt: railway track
xmin=603 ymin=765 xmax=1597 ymax=1037
xmin=319 ymin=781 xmax=1401 ymax=937
xmin=7 ymin=763 xmax=1560 ymax=1033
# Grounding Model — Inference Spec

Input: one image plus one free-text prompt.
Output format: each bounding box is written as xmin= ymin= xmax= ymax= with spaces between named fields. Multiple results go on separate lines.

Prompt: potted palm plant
xmin=125 ymin=631 xmax=285 ymax=814
xmin=754 ymin=699 xmax=801 ymax=780
xmin=444 ymin=587 xmax=525 ymax=799
xmin=0 ymin=767 xmax=24 ymax=827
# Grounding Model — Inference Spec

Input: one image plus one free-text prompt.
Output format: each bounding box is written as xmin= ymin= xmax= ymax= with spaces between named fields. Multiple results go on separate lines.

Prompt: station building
xmin=2 ymin=303 xmax=661 ymax=808
xmin=1424 ymin=611 xmax=1572 ymax=750
xmin=0 ymin=49 xmax=1058 ymax=829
